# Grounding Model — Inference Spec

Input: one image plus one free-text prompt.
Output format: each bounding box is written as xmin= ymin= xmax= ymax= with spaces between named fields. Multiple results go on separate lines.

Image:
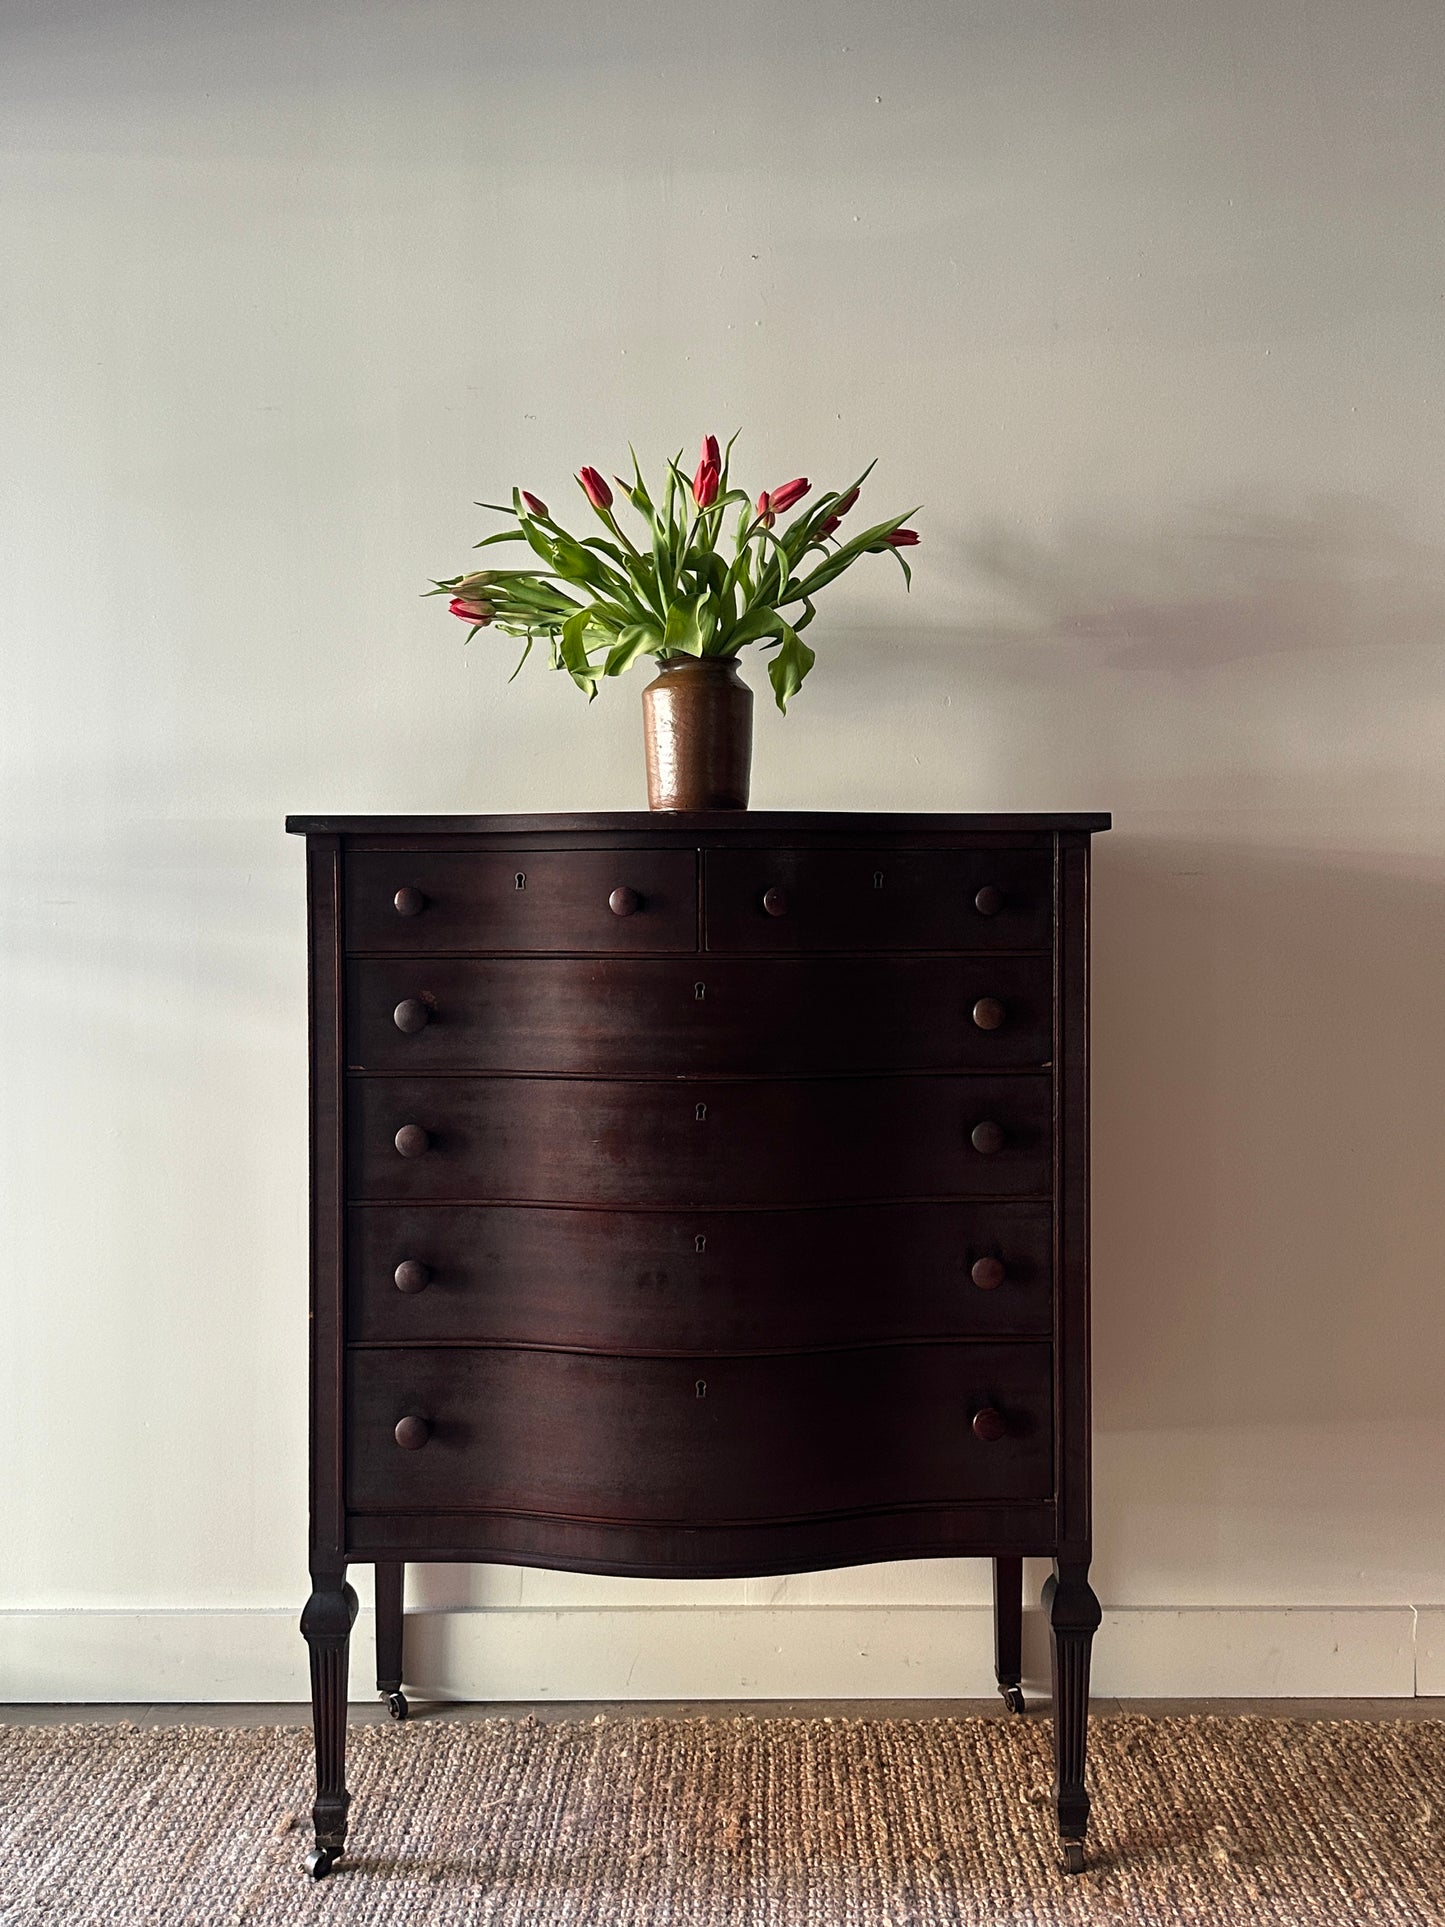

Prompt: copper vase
xmin=641 ymin=655 xmax=753 ymax=811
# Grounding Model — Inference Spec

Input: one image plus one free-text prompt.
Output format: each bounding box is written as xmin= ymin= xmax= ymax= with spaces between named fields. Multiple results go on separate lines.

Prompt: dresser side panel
xmin=1054 ymin=830 xmax=1093 ymax=1559
xmin=306 ymin=835 xmax=347 ymax=1560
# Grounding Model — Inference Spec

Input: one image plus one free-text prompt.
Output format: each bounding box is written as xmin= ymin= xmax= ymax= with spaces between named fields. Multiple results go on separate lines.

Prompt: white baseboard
xmin=1413 ymin=1608 xmax=1445 ymax=1695
xmin=0 ymin=1604 xmax=1428 ymax=1703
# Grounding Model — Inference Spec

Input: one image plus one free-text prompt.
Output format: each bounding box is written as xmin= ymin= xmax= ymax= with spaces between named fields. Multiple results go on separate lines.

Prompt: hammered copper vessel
xmin=641 ymin=655 xmax=753 ymax=811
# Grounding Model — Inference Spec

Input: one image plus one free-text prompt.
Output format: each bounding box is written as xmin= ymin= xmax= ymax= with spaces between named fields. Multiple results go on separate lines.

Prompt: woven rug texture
xmin=2 ymin=1715 xmax=1444 ymax=1925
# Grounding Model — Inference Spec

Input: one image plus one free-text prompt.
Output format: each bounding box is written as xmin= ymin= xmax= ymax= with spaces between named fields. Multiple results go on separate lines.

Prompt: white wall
xmin=4 ymin=0 xmax=1445 ymax=1699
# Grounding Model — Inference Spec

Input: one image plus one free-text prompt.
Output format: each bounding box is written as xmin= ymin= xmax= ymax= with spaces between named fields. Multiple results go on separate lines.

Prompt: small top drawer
xmin=704 ymin=847 xmax=1051 ymax=952
xmin=345 ymin=850 xmax=698 ymax=954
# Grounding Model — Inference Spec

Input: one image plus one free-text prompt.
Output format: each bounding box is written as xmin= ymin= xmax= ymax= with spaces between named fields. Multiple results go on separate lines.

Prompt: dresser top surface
xmin=287 ymin=810 xmax=1111 ymax=837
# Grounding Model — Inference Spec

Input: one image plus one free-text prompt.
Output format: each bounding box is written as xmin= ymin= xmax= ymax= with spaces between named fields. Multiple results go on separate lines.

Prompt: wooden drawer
xmin=348 ymin=1201 xmax=1054 ymax=1347
xmin=347 ymin=1074 xmax=1052 ymax=1207
xmin=346 ymin=1343 xmax=1054 ymax=1519
xmin=704 ymin=846 xmax=1051 ymax=953
xmin=344 ymin=849 xmax=698 ymax=954
xmin=345 ymin=955 xmax=1053 ymax=1076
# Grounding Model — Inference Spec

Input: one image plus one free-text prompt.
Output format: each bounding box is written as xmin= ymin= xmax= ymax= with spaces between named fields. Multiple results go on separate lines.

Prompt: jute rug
xmin=2 ymin=1715 xmax=1444 ymax=1925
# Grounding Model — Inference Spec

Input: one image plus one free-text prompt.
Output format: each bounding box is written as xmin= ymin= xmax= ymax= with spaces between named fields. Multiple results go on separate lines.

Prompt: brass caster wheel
xmin=386 ymin=1691 xmax=409 ymax=1721
xmin=306 ymin=1847 xmax=339 ymax=1880
xmin=1000 ymin=1683 xmax=1026 ymax=1715
xmin=1061 ymin=1840 xmax=1086 ymax=1876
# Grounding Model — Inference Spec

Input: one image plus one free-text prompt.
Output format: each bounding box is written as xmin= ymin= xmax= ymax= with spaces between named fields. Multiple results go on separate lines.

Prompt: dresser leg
xmin=375 ymin=1561 xmax=408 ymax=1720
xmin=992 ymin=1556 xmax=1025 ymax=1713
xmin=1043 ymin=1559 xmax=1101 ymax=1874
xmin=301 ymin=1566 xmax=359 ymax=1879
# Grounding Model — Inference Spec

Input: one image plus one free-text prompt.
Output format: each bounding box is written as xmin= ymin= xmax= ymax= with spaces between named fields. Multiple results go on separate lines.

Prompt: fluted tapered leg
xmin=374 ymin=1561 xmax=408 ymax=1719
xmin=1043 ymin=1559 xmax=1101 ymax=1873
xmin=300 ymin=1566 xmax=358 ymax=1877
xmin=993 ymin=1556 xmax=1025 ymax=1713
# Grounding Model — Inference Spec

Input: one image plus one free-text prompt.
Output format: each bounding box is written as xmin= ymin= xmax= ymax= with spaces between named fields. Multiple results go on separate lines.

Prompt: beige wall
xmin=4 ymin=0 xmax=1445 ymax=1696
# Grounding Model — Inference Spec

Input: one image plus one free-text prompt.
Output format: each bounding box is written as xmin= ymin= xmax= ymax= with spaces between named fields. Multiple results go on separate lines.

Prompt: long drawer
xmin=345 ymin=955 xmax=1053 ymax=1076
xmin=704 ymin=846 xmax=1051 ymax=952
xmin=345 ymin=849 xmax=698 ymax=954
xmin=346 ymin=1074 xmax=1052 ymax=1207
xmin=347 ymin=1201 xmax=1054 ymax=1347
xmin=346 ymin=1343 xmax=1054 ymax=1519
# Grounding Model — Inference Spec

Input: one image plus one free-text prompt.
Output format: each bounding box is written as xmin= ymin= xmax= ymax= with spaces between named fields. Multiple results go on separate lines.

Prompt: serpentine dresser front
xmin=287 ymin=809 xmax=1110 ymax=1878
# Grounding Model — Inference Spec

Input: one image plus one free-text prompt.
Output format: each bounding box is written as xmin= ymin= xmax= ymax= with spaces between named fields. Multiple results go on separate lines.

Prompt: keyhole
xmin=695 ymin=1379 xmax=707 ymax=1399
xmin=695 ymin=1102 xmax=708 ymax=1122
xmin=873 ymin=871 xmax=885 ymax=889
xmin=514 ymin=871 xmax=526 ymax=890
xmin=694 ymin=982 xmax=706 ymax=1001
xmin=695 ymin=1234 xmax=707 ymax=1254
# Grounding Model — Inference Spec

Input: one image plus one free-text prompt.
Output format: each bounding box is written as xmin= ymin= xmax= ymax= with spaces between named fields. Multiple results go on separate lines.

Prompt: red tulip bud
xmin=818 ymin=514 xmax=841 ymax=538
xmin=578 ymin=467 xmax=613 ymax=511
xmin=693 ymin=459 xmax=720 ymax=508
xmin=449 ymin=597 xmax=494 ymax=625
xmin=520 ymin=490 xmax=549 ymax=518
xmin=700 ymin=433 xmax=721 ymax=470
xmin=886 ymin=527 xmax=920 ymax=547
xmin=833 ymin=487 xmax=859 ymax=518
xmin=755 ymin=489 xmax=775 ymax=529
xmin=768 ymin=476 xmax=810 ymax=514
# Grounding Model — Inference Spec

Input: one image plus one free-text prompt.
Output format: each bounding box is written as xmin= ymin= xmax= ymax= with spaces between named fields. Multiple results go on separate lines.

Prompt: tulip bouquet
xmin=431 ymin=434 xmax=919 ymax=711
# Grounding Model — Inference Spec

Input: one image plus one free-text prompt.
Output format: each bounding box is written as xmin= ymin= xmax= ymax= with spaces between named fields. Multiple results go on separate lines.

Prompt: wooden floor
xmin=4 ymin=1698 xmax=1443 ymax=1725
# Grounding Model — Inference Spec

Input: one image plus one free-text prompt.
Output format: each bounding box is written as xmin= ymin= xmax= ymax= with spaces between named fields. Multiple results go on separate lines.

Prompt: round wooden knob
xmin=972 ymin=997 xmax=1006 ymax=1032
xmin=394 ymin=1415 xmax=430 ymax=1450
xmin=393 ymin=886 xmax=427 ymax=918
xmin=609 ymin=886 xmax=641 ymax=917
xmin=393 ymin=1123 xmax=431 ymax=1158
xmin=972 ymin=1407 xmax=1007 ymax=1443
xmin=974 ymin=885 xmax=1004 ymax=917
xmin=971 ymin=1255 xmax=1007 ymax=1291
xmin=393 ymin=1260 xmax=431 ymax=1294
xmin=762 ymin=888 xmax=789 ymax=917
xmin=393 ymin=998 xmax=431 ymax=1035
xmin=970 ymin=1120 xmax=1006 ymax=1156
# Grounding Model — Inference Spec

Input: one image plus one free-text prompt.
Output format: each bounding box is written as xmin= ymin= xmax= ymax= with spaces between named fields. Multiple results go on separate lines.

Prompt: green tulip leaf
xmin=767 ymin=621 xmax=816 ymax=713
xmin=508 ymin=634 xmax=536 ymax=682
xmin=604 ymin=623 xmax=664 ymax=676
xmin=662 ymin=597 xmax=705 ymax=657
xmin=446 ymin=443 xmax=912 ymax=706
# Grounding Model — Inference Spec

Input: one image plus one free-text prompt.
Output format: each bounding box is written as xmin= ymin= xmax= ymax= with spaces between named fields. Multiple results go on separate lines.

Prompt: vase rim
xmin=656 ymin=652 xmax=742 ymax=671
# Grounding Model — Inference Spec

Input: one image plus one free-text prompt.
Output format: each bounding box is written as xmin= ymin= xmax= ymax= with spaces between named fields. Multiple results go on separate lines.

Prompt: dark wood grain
xmin=345 ymin=849 xmax=699 ymax=955
xmin=288 ymin=811 xmax=1111 ymax=838
xmin=373 ymin=1562 xmax=404 ymax=1702
xmin=347 ymin=1200 xmax=1054 ymax=1348
xmin=345 ymin=955 xmax=1053 ymax=1076
xmin=299 ymin=1564 xmax=357 ymax=1875
xmin=294 ymin=809 xmax=1107 ymax=1876
xmin=305 ymin=839 xmax=346 ymax=1565
xmin=704 ymin=847 xmax=1051 ymax=953
xmin=346 ymin=1073 xmax=1052 ymax=1207
xmin=346 ymin=1343 xmax=1053 ymax=1520
xmin=993 ymin=1556 xmax=1023 ymax=1707
xmin=1045 ymin=1559 xmax=1102 ymax=1870
xmin=343 ymin=1503 xmax=1059 ymax=1574
xmin=1054 ymin=832 xmax=1093 ymax=1566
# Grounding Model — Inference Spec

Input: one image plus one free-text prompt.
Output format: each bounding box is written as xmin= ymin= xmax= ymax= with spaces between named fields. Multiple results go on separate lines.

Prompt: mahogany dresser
xmin=287 ymin=809 xmax=1110 ymax=1879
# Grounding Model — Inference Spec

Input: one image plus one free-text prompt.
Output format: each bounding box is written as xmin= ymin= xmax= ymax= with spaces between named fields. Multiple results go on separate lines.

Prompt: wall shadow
xmin=1091 ymin=836 xmax=1445 ymax=1435
xmin=957 ymin=491 xmax=1445 ymax=668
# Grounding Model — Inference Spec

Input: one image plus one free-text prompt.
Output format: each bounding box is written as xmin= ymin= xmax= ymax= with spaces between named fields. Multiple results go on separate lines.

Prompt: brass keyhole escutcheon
xmin=695 ymin=982 xmax=706 ymax=1001
xmin=695 ymin=1102 xmax=708 ymax=1122
xmin=873 ymin=871 xmax=885 ymax=889
xmin=695 ymin=1379 xmax=707 ymax=1399
xmin=695 ymin=1234 xmax=707 ymax=1253
xmin=514 ymin=871 xmax=526 ymax=890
